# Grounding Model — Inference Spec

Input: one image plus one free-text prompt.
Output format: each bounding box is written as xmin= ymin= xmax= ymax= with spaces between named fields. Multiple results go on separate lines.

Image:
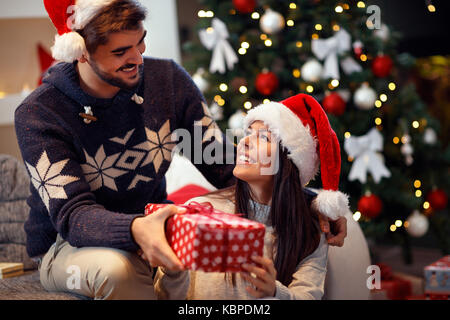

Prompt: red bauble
xmin=232 ymin=0 xmax=256 ymax=14
xmin=358 ymin=194 xmax=383 ymax=219
xmin=372 ymin=55 xmax=393 ymax=77
xmin=255 ymin=71 xmax=279 ymax=96
xmin=354 ymin=47 xmax=363 ymax=59
xmin=426 ymin=189 xmax=448 ymax=211
xmin=322 ymin=93 xmax=346 ymax=116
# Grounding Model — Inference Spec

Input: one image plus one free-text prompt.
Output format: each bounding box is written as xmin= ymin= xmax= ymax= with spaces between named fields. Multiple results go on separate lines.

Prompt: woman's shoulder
xmin=185 ymin=189 xmax=235 ymax=213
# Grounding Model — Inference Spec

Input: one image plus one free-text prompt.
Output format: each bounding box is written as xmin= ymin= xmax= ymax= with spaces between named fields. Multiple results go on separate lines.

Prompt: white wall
xmin=0 ymin=0 xmax=47 ymax=19
xmin=141 ymin=0 xmax=181 ymax=63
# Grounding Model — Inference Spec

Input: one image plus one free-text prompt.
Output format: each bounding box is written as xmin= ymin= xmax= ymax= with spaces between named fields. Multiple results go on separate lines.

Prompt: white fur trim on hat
xmin=73 ymin=0 xmax=116 ymax=30
xmin=311 ymin=189 xmax=349 ymax=220
xmin=244 ymin=102 xmax=319 ymax=186
xmin=51 ymin=31 xmax=86 ymax=63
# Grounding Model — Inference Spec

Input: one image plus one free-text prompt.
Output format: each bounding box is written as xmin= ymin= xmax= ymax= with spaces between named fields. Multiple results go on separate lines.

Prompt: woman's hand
xmin=240 ymin=256 xmax=277 ymax=298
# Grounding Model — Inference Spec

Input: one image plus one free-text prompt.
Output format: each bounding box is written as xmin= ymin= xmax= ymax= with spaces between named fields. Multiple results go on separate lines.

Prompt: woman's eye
xmin=260 ymin=134 xmax=269 ymax=141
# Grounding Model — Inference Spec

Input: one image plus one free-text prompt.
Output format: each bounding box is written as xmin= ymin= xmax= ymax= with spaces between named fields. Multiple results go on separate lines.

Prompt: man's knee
xmin=91 ymin=251 xmax=136 ymax=298
xmin=40 ymin=244 xmax=154 ymax=299
xmin=90 ymin=250 xmax=155 ymax=299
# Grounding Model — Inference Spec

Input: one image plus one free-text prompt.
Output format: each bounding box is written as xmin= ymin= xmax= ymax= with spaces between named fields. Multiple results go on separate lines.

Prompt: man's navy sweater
xmin=15 ymin=57 xmax=235 ymax=258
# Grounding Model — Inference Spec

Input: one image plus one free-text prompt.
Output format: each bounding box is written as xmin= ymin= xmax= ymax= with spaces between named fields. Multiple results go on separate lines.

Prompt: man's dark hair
xmin=77 ymin=0 xmax=147 ymax=54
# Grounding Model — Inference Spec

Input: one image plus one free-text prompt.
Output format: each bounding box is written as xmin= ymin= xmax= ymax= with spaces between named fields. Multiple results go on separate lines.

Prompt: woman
xmin=154 ymin=94 xmax=349 ymax=300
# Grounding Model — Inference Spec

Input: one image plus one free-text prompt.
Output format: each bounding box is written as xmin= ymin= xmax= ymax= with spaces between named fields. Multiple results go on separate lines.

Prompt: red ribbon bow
xmin=179 ymin=201 xmax=215 ymax=214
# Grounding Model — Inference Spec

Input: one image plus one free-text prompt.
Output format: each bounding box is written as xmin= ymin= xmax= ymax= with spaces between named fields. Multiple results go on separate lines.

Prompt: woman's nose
xmin=244 ymin=133 xmax=259 ymax=152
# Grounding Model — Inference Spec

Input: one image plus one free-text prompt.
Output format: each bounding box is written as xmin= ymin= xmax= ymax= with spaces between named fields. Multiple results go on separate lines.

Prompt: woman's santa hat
xmin=244 ymin=93 xmax=349 ymax=220
xmin=43 ymin=0 xmax=116 ymax=62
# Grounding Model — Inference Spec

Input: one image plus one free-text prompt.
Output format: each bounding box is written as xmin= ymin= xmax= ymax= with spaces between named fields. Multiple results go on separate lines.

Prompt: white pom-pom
xmin=74 ymin=0 xmax=116 ymax=29
xmin=311 ymin=190 xmax=349 ymax=221
xmin=51 ymin=32 xmax=86 ymax=63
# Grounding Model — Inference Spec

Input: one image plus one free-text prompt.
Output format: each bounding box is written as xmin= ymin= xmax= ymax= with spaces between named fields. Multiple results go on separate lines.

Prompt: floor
xmin=370 ymin=244 xmax=445 ymax=277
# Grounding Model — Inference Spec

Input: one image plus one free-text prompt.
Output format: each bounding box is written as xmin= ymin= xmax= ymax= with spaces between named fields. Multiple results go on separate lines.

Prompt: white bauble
xmin=423 ymin=128 xmax=437 ymax=145
xmin=301 ymin=59 xmax=323 ymax=82
xmin=228 ymin=110 xmax=246 ymax=129
xmin=209 ymin=102 xmax=223 ymax=121
xmin=228 ymin=110 xmax=246 ymax=141
xmin=260 ymin=9 xmax=285 ymax=34
xmin=374 ymin=24 xmax=390 ymax=42
xmin=353 ymin=40 xmax=363 ymax=51
xmin=192 ymin=69 xmax=209 ymax=93
xmin=354 ymin=83 xmax=377 ymax=110
xmin=400 ymin=142 xmax=413 ymax=156
xmin=406 ymin=210 xmax=429 ymax=238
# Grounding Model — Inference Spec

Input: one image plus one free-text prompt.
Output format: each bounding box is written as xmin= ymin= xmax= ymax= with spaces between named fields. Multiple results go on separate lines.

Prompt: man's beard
xmin=87 ymin=58 xmax=144 ymax=91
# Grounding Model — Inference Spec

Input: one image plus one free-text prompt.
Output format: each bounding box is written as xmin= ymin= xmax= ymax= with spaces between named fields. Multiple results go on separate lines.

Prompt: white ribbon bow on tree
xmin=311 ymin=29 xmax=362 ymax=80
xmin=199 ymin=18 xmax=238 ymax=74
xmin=344 ymin=128 xmax=391 ymax=184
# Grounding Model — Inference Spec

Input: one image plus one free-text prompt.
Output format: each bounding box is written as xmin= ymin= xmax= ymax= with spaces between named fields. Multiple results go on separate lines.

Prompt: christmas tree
xmin=181 ymin=0 xmax=449 ymax=263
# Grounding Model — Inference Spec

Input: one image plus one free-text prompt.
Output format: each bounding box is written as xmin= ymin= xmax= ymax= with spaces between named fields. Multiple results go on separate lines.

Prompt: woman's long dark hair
xmin=211 ymin=144 xmax=321 ymax=286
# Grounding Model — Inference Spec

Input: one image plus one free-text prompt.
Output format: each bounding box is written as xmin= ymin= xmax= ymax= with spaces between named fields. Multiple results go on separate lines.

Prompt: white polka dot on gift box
xmin=224 ymin=224 xmax=265 ymax=270
xmin=170 ymin=213 xmax=223 ymax=271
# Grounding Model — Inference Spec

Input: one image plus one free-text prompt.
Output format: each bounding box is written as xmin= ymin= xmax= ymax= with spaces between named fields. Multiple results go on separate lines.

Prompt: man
xmin=15 ymin=0 xmax=346 ymax=299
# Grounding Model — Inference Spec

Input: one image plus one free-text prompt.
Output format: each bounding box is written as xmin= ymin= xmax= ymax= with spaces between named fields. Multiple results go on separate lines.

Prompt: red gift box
xmin=378 ymin=277 xmax=412 ymax=300
xmin=370 ymin=263 xmax=413 ymax=300
xmin=144 ymin=202 xmax=265 ymax=272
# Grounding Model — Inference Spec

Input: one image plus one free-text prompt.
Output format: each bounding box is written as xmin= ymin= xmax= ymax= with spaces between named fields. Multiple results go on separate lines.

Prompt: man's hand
xmin=131 ymin=205 xmax=186 ymax=271
xmin=318 ymin=214 xmax=347 ymax=247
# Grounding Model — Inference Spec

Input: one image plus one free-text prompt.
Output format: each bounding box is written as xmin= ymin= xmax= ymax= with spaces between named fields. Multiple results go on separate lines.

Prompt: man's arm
xmin=170 ymin=61 xmax=236 ymax=189
xmin=15 ymin=101 xmax=140 ymax=252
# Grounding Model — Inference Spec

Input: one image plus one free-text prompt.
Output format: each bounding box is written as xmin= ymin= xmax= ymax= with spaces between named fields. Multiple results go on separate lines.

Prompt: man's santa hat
xmin=244 ymin=93 xmax=349 ymax=220
xmin=43 ymin=0 xmax=116 ymax=62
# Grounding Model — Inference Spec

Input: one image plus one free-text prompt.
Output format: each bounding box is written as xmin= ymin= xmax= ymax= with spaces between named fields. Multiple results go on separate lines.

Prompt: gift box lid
xmin=145 ymin=201 xmax=265 ymax=230
xmin=179 ymin=211 xmax=264 ymax=230
xmin=425 ymin=255 xmax=450 ymax=271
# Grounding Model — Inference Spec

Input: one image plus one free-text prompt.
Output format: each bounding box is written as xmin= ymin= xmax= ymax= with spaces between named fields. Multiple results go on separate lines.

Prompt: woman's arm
xmin=274 ymin=233 xmax=329 ymax=300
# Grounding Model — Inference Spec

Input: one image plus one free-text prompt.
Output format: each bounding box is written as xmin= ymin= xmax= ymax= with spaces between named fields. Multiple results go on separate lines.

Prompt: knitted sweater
xmin=154 ymin=194 xmax=328 ymax=300
xmin=14 ymin=57 xmax=235 ymax=258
